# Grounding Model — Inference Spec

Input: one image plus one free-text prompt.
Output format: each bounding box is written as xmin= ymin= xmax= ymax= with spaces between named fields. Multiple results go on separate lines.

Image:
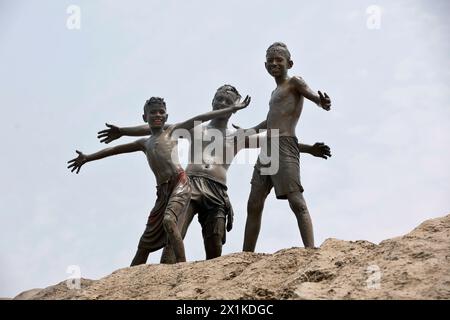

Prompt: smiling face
xmin=265 ymin=51 xmax=293 ymax=78
xmin=265 ymin=42 xmax=293 ymax=78
xmin=143 ymin=101 xmax=168 ymax=129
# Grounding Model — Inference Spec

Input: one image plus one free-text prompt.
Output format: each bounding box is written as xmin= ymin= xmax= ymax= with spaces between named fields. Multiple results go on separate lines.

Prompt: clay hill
xmin=14 ymin=214 xmax=450 ymax=300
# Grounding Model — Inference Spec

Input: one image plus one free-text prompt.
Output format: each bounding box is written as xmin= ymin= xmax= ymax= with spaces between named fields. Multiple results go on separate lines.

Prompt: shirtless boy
xmin=242 ymin=42 xmax=332 ymax=251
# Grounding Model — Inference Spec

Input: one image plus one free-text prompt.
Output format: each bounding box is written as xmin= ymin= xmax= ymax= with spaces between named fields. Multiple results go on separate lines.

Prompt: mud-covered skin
xmin=185 ymin=126 xmax=239 ymax=186
xmin=140 ymin=126 xmax=183 ymax=185
xmin=242 ymin=43 xmax=332 ymax=252
xmin=162 ymin=90 xmax=254 ymax=262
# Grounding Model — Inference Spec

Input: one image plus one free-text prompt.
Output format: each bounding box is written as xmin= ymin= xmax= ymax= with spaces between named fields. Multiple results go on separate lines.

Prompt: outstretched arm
xmin=291 ymin=76 xmax=331 ymax=111
xmin=97 ymin=123 xmax=171 ymax=144
xmin=234 ymin=134 xmax=331 ymax=159
xmin=232 ymin=133 xmax=264 ymax=153
xmin=174 ymin=95 xmax=251 ymax=131
xmin=232 ymin=120 xmax=267 ymax=135
xmin=299 ymin=142 xmax=331 ymax=159
xmin=231 ymin=120 xmax=267 ymax=153
xmin=67 ymin=139 xmax=145 ymax=174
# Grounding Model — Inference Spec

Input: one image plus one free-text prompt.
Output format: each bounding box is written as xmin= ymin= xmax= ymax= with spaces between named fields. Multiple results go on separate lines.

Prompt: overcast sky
xmin=0 ymin=0 xmax=449 ymax=297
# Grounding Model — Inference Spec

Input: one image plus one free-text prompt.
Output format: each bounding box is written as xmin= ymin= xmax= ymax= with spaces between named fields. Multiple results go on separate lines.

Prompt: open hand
xmin=97 ymin=123 xmax=122 ymax=144
xmin=67 ymin=150 xmax=88 ymax=174
xmin=310 ymin=142 xmax=331 ymax=159
xmin=233 ymin=95 xmax=251 ymax=113
xmin=318 ymin=91 xmax=331 ymax=111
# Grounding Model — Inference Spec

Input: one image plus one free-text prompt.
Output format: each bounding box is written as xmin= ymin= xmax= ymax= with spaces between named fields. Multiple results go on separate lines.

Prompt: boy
xmin=67 ymin=96 xmax=249 ymax=265
xmin=241 ymin=42 xmax=332 ymax=251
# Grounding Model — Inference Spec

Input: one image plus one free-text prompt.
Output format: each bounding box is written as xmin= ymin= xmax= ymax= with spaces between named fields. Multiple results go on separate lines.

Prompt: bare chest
xmin=190 ymin=128 xmax=235 ymax=162
xmin=269 ymin=86 xmax=301 ymax=115
xmin=145 ymin=133 xmax=176 ymax=160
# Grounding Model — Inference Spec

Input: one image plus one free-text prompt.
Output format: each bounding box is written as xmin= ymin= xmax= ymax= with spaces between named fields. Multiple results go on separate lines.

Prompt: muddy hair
xmin=144 ymin=97 xmax=166 ymax=114
xmin=266 ymin=42 xmax=291 ymax=60
xmin=214 ymin=84 xmax=241 ymax=101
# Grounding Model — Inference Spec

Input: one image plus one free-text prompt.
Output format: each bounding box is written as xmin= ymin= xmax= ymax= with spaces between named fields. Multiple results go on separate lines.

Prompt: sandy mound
xmin=15 ymin=214 xmax=450 ymax=300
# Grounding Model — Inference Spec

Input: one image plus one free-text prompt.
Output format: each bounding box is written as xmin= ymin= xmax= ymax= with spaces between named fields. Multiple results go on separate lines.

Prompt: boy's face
xmin=265 ymin=52 xmax=293 ymax=78
xmin=143 ymin=104 xmax=168 ymax=129
xmin=212 ymin=91 xmax=237 ymax=120
xmin=212 ymin=92 xmax=235 ymax=111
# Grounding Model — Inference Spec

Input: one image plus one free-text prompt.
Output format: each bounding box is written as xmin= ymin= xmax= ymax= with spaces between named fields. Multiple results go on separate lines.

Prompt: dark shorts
xmin=137 ymin=171 xmax=191 ymax=251
xmin=251 ymin=136 xmax=304 ymax=199
xmin=189 ymin=175 xmax=233 ymax=245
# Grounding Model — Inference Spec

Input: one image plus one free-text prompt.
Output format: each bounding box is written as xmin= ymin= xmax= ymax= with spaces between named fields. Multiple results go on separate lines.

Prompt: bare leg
xmin=243 ymin=184 xmax=270 ymax=252
xmin=160 ymin=204 xmax=196 ymax=264
xmin=163 ymin=214 xmax=186 ymax=262
xmin=286 ymin=191 xmax=314 ymax=248
xmin=130 ymin=248 xmax=150 ymax=266
xmin=159 ymin=243 xmax=176 ymax=265
xmin=203 ymin=217 xmax=225 ymax=260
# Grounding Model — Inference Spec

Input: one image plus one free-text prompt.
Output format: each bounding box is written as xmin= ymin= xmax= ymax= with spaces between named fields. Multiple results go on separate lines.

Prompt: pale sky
xmin=0 ymin=0 xmax=449 ymax=297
